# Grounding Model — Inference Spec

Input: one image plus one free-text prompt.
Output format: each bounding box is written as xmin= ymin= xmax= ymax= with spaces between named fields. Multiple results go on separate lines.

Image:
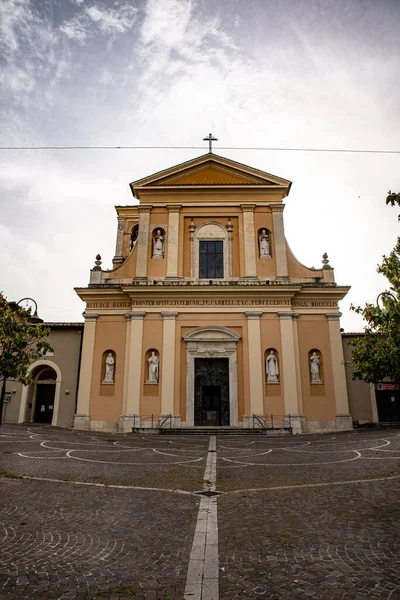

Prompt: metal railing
xmin=131 ymin=414 xmax=173 ymax=432
xmin=252 ymin=414 xmax=293 ymax=431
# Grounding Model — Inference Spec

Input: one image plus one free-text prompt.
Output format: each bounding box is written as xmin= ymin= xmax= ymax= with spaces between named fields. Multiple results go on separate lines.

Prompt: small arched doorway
xmin=32 ymin=366 xmax=57 ymax=424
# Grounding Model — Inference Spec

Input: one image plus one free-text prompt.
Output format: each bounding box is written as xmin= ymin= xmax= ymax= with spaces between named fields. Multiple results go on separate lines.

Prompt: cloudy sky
xmin=1 ymin=0 xmax=399 ymax=331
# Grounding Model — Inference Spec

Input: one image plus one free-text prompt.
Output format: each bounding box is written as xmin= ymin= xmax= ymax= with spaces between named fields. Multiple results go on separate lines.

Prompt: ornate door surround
xmin=183 ymin=326 xmax=240 ymax=426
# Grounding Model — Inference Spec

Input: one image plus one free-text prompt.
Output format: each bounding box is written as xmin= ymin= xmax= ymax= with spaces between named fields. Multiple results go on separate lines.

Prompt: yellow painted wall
xmin=177 ymin=315 xmax=245 ymax=421
xmin=140 ymin=315 xmax=163 ymax=417
xmin=90 ymin=316 xmax=126 ymax=422
xmin=254 ymin=208 xmax=277 ymax=279
xmin=297 ymin=317 xmax=336 ymax=421
xmin=260 ymin=315 xmax=285 ymax=416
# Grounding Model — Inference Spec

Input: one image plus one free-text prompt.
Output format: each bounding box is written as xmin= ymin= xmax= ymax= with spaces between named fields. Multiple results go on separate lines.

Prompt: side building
xmin=73 ymin=152 xmax=353 ymax=433
xmin=3 ymin=323 xmax=83 ymax=427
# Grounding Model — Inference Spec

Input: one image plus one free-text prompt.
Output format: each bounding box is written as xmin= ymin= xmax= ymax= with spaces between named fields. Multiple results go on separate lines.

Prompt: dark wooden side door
xmin=202 ymin=386 xmax=221 ymax=426
xmin=34 ymin=384 xmax=56 ymax=424
xmin=376 ymin=389 xmax=400 ymax=422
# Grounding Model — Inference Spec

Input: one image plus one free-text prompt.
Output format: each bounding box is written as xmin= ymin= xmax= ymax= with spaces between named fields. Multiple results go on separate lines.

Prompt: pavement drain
xmin=194 ymin=490 xmax=222 ymax=497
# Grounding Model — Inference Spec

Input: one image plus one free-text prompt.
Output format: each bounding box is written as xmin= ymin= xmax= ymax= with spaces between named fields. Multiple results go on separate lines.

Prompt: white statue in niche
xmin=266 ymin=350 xmax=279 ymax=383
xmin=104 ymin=353 xmax=115 ymax=383
xmin=310 ymin=352 xmax=322 ymax=383
xmin=148 ymin=351 xmax=159 ymax=383
xmin=259 ymin=229 xmax=270 ymax=258
xmin=153 ymin=229 xmax=164 ymax=258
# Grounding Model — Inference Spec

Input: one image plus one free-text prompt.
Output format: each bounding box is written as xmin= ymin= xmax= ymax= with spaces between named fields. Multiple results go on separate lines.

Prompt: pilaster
xmin=134 ymin=205 xmax=152 ymax=280
xmin=241 ymin=205 xmax=257 ymax=279
xmin=326 ymin=313 xmax=352 ymax=430
xmin=292 ymin=313 xmax=304 ymax=415
xmin=113 ymin=216 xmax=125 ymax=265
xmin=165 ymin=205 xmax=181 ymax=280
xmin=245 ymin=312 xmax=264 ymax=415
xmin=74 ymin=313 xmax=98 ymax=430
xmin=120 ymin=312 xmax=146 ymax=430
xmin=278 ymin=312 xmax=302 ymax=432
xmin=271 ymin=206 xmax=289 ymax=279
xmin=160 ymin=312 xmax=178 ymax=416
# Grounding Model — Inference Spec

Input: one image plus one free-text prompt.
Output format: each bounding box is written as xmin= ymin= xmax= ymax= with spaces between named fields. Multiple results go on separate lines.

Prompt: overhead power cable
xmin=0 ymin=145 xmax=399 ymax=154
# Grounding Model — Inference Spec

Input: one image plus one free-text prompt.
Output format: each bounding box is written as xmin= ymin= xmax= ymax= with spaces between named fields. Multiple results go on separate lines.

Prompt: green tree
xmin=386 ymin=190 xmax=400 ymax=220
xmin=350 ymin=193 xmax=400 ymax=386
xmin=0 ymin=294 xmax=53 ymax=425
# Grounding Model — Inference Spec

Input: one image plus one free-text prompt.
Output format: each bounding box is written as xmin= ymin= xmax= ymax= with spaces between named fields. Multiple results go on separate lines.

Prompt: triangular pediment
xmin=130 ymin=153 xmax=291 ymax=195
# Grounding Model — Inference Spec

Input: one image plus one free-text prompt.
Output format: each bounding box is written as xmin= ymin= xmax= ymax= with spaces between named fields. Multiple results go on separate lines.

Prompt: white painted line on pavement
xmin=184 ymin=435 xmax=219 ymax=600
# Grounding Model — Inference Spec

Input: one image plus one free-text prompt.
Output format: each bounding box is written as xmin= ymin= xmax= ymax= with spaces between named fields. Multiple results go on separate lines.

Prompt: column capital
xmin=166 ymin=204 xmax=182 ymax=213
xmin=138 ymin=204 xmax=152 ymax=213
xmin=326 ymin=312 xmax=342 ymax=320
xmin=125 ymin=311 xmax=146 ymax=320
xmin=161 ymin=311 xmax=178 ymax=319
xmin=277 ymin=311 xmax=293 ymax=320
xmin=245 ymin=311 xmax=262 ymax=319
xmin=83 ymin=312 xmax=99 ymax=322
xmin=270 ymin=204 xmax=285 ymax=213
xmin=241 ymin=204 xmax=256 ymax=212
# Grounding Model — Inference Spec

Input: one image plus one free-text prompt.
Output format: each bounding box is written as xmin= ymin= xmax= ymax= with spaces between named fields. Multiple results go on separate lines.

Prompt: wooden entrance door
xmin=201 ymin=386 xmax=221 ymax=426
xmin=34 ymin=384 xmax=56 ymax=424
xmin=376 ymin=389 xmax=400 ymax=422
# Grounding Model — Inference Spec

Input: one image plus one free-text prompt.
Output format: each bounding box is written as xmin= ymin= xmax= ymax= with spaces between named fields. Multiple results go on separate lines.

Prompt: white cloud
xmin=59 ymin=20 xmax=88 ymax=44
xmin=0 ymin=0 xmax=69 ymax=103
xmin=60 ymin=2 xmax=137 ymax=46
xmin=86 ymin=4 xmax=137 ymax=34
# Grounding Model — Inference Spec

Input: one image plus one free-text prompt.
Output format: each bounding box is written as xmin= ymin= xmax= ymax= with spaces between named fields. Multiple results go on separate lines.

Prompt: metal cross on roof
xmin=203 ymin=133 xmax=218 ymax=153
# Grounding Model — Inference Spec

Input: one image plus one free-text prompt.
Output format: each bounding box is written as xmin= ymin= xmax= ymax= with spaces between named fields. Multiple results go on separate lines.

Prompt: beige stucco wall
xmin=342 ymin=334 xmax=377 ymax=423
xmin=297 ymin=316 xmax=336 ymax=423
xmin=3 ymin=325 xmax=82 ymax=427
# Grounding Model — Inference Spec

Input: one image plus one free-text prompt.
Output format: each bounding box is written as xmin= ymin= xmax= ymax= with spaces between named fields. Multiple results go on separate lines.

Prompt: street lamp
xmin=376 ymin=291 xmax=396 ymax=308
xmin=0 ymin=298 xmax=43 ymax=426
xmin=17 ymin=298 xmax=43 ymax=324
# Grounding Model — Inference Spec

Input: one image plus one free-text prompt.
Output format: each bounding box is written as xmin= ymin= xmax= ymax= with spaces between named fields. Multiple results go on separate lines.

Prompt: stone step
xmin=156 ymin=427 xmax=292 ymax=436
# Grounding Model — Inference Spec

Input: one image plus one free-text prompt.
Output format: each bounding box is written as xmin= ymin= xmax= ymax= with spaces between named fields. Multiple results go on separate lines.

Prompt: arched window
xmin=192 ymin=221 xmax=231 ymax=279
xmin=130 ymin=225 xmax=139 ymax=251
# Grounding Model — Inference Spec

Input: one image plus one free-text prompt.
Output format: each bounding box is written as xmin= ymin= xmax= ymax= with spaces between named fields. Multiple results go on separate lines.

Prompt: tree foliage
xmin=350 ymin=193 xmax=400 ymax=386
xmin=0 ymin=294 xmax=53 ymax=385
xmin=386 ymin=190 xmax=400 ymax=221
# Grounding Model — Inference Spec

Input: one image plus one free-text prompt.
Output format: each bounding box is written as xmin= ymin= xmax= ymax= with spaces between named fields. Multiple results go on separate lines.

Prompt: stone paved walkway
xmin=0 ymin=425 xmax=400 ymax=599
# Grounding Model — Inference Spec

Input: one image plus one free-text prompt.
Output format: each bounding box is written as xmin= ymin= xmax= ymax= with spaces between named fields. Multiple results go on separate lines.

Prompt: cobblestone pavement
xmin=1 ymin=425 xmax=400 ymax=599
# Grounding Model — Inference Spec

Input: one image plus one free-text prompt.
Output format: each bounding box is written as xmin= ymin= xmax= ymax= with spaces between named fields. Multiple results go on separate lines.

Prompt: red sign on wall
xmin=376 ymin=383 xmax=399 ymax=391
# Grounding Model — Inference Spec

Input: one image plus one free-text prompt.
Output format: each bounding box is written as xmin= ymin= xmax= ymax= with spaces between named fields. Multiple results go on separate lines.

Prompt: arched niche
xmin=145 ymin=348 xmax=160 ymax=383
xmin=152 ymin=227 xmax=165 ymax=259
xmin=191 ymin=221 xmax=231 ymax=279
xmin=265 ymin=348 xmax=279 ymax=383
xmin=183 ymin=326 xmax=240 ymax=426
xmin=102 ymin=350 xmax=116 ymax=384
xmin=258 ymin=228 xmax=272 ymax=258
xmin=309 ymin=349 xmax=324 ymax=384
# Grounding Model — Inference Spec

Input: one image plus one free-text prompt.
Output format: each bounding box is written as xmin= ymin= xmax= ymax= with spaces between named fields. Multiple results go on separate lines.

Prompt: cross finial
xmin=203 ymin=133 xmax=218 ymax=153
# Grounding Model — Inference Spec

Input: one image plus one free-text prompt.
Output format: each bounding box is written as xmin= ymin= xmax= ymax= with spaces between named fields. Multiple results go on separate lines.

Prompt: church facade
xmin=74 ymin=153 xmax=352 ymax=434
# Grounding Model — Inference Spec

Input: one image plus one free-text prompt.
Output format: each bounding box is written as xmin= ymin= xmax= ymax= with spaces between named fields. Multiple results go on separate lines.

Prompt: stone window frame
xmin=191 ymin=221 xmax=232 ymax=280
